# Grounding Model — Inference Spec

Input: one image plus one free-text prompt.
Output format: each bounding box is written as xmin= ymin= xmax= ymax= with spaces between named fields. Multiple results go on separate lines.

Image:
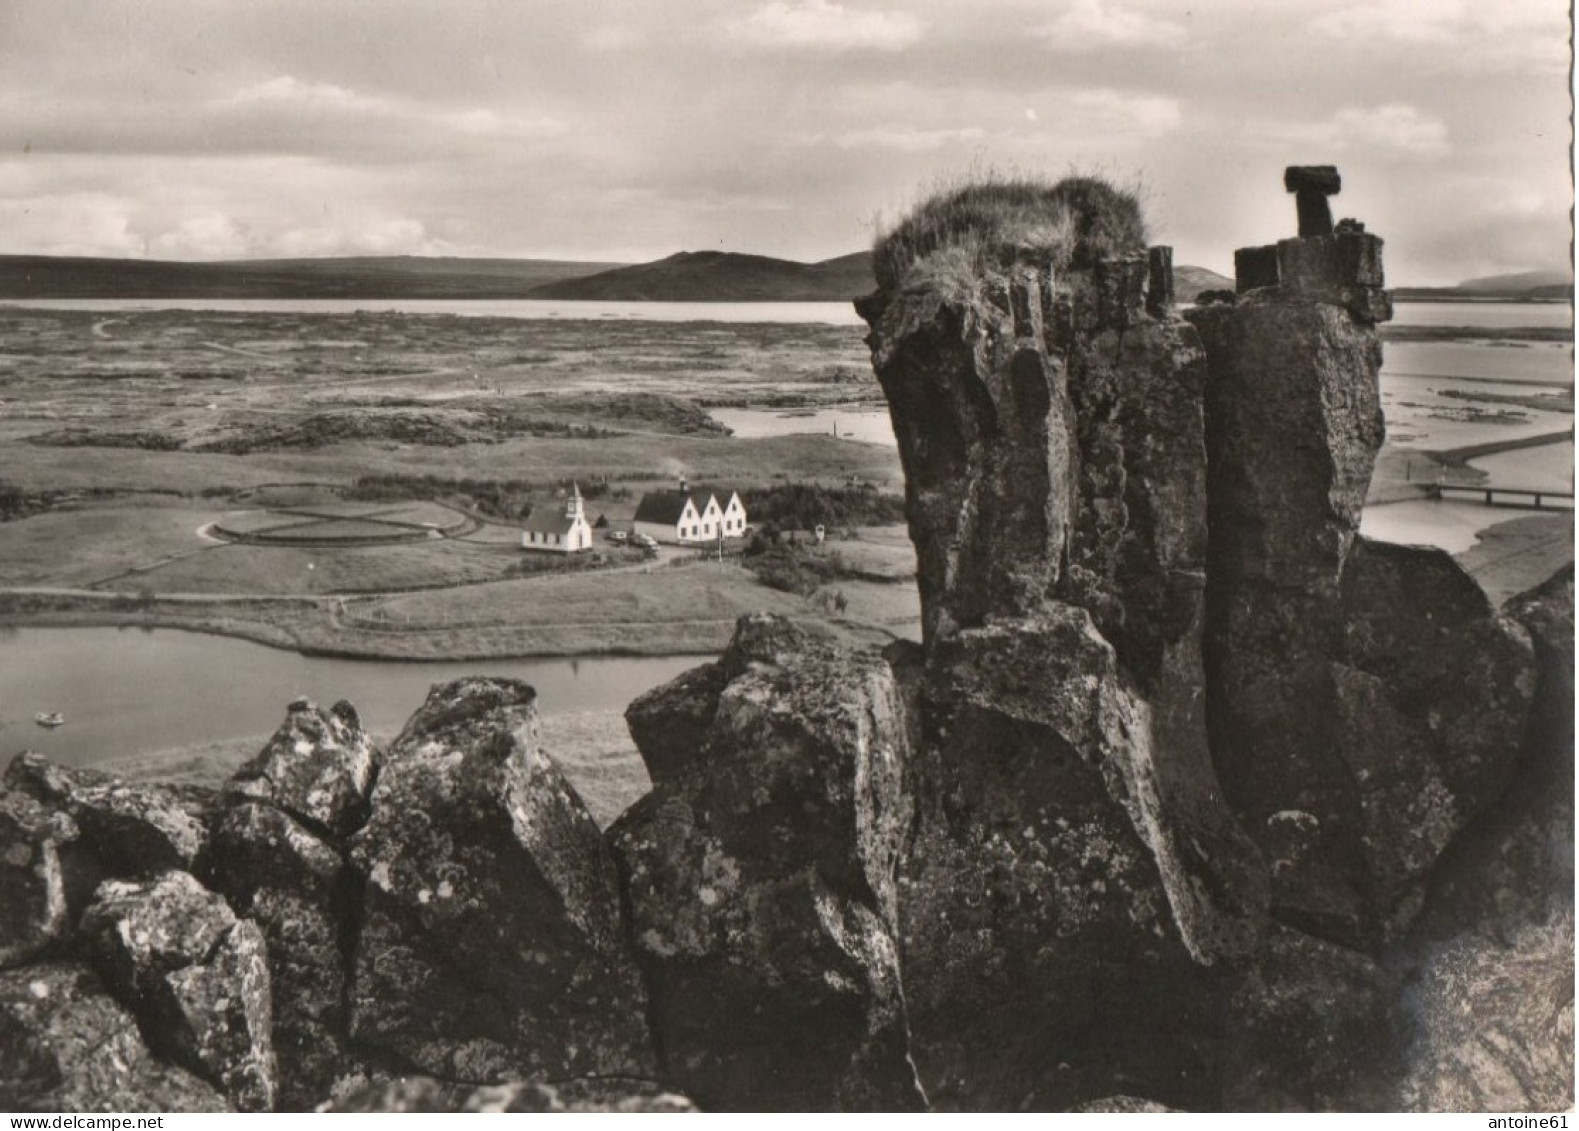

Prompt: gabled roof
xmin=523 ymin=508 xmax=577 ymax=535
xmin=634 ymin=489 xmax=711 ymax=526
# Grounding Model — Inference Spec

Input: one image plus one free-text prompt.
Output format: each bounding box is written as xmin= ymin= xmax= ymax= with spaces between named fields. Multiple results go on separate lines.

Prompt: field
xmin=2 ymin=303 xmax=1571 ymax=669
xmin=0 ymin=306 xmax=915 ymax=656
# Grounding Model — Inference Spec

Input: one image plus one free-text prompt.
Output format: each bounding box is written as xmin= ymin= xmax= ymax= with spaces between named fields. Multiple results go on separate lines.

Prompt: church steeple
xmin=565 ymin=481 xmax=584 ymax=521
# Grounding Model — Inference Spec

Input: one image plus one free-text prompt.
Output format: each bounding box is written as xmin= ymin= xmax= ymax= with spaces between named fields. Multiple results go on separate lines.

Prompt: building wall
xmin=720 ymin=494 xmax=747 ymax=537
xmin=522 ymin=518 xmax=593 ymax=553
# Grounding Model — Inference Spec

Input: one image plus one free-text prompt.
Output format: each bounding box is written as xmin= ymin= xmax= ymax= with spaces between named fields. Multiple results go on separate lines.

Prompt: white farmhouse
xmin=522 ymin=482 xmax=593 ymax=553
xmin=632 ymin=478 xmax=748 ymax=545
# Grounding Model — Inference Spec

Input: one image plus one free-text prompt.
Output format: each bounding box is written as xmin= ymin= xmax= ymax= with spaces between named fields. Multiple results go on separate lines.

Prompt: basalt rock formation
xmin=1 ymin=687 xmax=671 ymax=1112
xmin=0 ymin=169 xmax=1568 ymax=1113
xmin=348 ymin=678 xmax=655 ymax=1084
xmin=612 ymin=615 xmax=923 ymax=1111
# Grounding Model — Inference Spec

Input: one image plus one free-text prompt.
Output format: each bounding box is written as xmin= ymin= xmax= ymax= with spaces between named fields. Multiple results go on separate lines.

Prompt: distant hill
xmin=1173 ymin=265 xmax=1234 ymax=302
xmin=0 ymin=249 xmax=1281 ymax=306
xmin=530 ymin=250 xmax=1238 ymax=305
xmin=0 ymin=255 xmax=625 ymax=299
xmin=527 ymin=250 xmax=876 ymax=302
xmin=1394 ymin=268 xmax=1574 ymax=304
xmin=1455 ymin=269 xmax=1573 ymax=294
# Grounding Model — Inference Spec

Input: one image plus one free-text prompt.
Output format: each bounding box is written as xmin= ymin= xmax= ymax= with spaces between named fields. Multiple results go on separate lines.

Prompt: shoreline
xmin=0 ymin=600 xmax=733 ymax=663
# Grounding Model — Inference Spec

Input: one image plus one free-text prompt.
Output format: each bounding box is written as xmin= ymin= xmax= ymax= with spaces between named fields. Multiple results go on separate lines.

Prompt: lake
xmin=0 ymin=296 xmax=867 ymax=326
xmin=5 ymin=296 xmax=1565 ymax=331
xmin=1387 ymin=301 xmax=1572 ymax=330
xmin=710 ymin=406 xmax=896 ymax=446
xmin=0 ymin=626 xmax=697 ymax=769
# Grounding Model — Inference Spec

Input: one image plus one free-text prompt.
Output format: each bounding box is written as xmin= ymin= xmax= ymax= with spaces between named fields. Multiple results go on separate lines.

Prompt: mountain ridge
xmin=0 ymin=251 xmax=1567 ymax=304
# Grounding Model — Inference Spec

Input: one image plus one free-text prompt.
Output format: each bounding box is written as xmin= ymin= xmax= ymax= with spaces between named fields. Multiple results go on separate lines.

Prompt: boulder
xmin=80 ymin=871 xmax=275 ymax=1111
xmin=1071 ymin=1096 xmax=1180 ymax=1112
xmin=0 ymin=962 xmax=229 ymax=1112
xmin=1383 ymin=569 xmax=1573 ymax=1111
xmin=901 ymin=610 xmax=1257 ymax=1110
xmin=348 ymin=677 xmax=653 ymax=1083
xmin=1222 ymin=926 xmax=1396 ymax=1110
xmin=611 ymin=615 xmax=923 ymax=1111
xmin=1332 ymin=539 xmax=1536 ymax=934
xmin=0 ymin=792 xmax=76 ymax=969
xmin=206 ymin=801 xmax=355 ymax=1111
xmin=223 ymin=698 xmax=376 ymax=839
xmin=4 ymin=752 xmax=207 ymax=888
xmin=622 ymin=663 xmax=726 ymax=788
xmin=327 ymin=1075 xmax=697 ymax=1112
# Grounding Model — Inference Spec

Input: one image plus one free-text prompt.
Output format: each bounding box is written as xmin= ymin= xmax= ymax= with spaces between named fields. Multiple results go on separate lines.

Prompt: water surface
xmin=0 ymin=626 xmax=697 ymax=768
xmin=0 ymin=297 xmax=865 ymax=326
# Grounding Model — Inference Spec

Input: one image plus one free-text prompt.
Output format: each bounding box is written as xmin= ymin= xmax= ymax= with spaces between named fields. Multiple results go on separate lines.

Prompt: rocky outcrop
xmin=0 ymin=168 xmax=1565 ymax=1115
xmin=79 ymin=871 xmax=275 ymax=1110
xmin=1382 ymin=567 xmax=1575 ymax=1111
xmin=206 ymin=800 xmax=357 ymax=1110
xmin=612 ymin=615 xmax=923 ymax=1111
xmin=206 ymin=698 xmax=376 ymax=1110
xmin=328 ymin=1075 xmax=698 ymax=1112
xmin=0 ymin=792 xmax=76 ymax=969
xmin=348 ymin=677 xmax=654 ymax=1083
xmin=899 ymin=609 xmax=1263 ymax=1109
xmin=1187 ymin=257 xmax=1535 ymax=947
xmin=3 ymin=753 xmax=209 ymax=926
xmin=222 ymin=698 xmax=376 ymax=839
xmin=859 ymin=178 xmax=1267 ymax=1109
xmin=0 ymin=963 xmax=230 ymax=1112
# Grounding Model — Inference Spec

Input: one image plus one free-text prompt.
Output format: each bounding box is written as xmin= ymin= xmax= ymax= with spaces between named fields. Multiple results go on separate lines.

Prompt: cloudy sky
xmin=0 ymin=0 xmax=1570 ymax=283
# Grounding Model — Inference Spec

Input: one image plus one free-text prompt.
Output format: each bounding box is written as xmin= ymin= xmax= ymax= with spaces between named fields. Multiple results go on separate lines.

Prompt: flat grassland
xmin=0 ymin=306 xmax=918 ymax=657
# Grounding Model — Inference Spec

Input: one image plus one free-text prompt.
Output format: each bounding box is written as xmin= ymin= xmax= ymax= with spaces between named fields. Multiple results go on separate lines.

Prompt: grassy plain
xmin=0 ymin=306 xmax=916 ymax=656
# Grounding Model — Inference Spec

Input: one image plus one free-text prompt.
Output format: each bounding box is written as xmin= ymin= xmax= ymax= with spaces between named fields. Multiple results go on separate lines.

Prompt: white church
xmin=521 ymin=482 xmax=593 ymax=553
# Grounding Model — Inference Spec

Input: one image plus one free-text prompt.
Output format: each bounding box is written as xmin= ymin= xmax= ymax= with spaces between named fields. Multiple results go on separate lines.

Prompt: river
xmin=0 ymin=626 xmax=696 ymax=769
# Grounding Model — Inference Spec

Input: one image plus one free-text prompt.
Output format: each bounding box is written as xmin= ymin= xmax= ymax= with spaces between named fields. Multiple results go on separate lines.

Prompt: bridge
xmin=1428 ymin=483 xmax=1574 ymax=511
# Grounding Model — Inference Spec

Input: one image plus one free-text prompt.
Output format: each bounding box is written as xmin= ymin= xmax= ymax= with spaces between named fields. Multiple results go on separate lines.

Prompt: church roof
xmin=634 ymin=489 xmax=711 ymax=526
xmin=523 ymin=508 xmax=577 ymax=535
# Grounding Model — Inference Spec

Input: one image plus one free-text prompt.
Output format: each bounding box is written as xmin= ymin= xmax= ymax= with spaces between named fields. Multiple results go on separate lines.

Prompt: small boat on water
xmin=34 ymin=712 xmax=64 ymax=728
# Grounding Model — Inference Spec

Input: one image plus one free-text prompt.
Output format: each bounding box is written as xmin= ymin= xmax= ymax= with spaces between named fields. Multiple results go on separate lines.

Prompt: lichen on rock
xmin=611 ymin=614 xmax=923 ymax=1112
xmin=348 ymin=676 xmax=655 ymax=1084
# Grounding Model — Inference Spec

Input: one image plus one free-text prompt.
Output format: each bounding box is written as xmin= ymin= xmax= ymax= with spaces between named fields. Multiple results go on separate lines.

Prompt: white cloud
xmin=206 ymin=76 xmax=568 ymax=156
xmin=583 ymin=25 xmax=641 ymax=52
xmin=1276 ymin=104 xmax=1451 ymax=157
xmin=272 ymin=217 xmax=446 ymax=258
xmin=1071 ymin=88 xmax=1182 ymax=136
xmin=725 ymin=0 xmax=925 ymax=52
xmin=221 ymin=76 xmax=394 ymax=116
xmin=0 ymin=191 xmax=143 ymax=257
xmin=1038 ymin=0 xmax=1188 ymax=50
xmin=1330 ymin=104 xmax=1450 ymax=155
xmin=1309 ymin=0 xmax=1568 ymax=69
xmin=834 ymin=126 xmax=986 ymax=152
xmin=147 ymin=213 xmax=256 ymax=259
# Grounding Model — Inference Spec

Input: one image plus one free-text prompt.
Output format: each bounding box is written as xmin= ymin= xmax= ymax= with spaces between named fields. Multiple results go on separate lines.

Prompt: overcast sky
xmin=0 ymin=0 xmax=1570 ymax=283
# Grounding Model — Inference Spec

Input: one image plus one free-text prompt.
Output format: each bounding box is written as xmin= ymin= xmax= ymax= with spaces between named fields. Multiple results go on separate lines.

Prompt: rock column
xmin=1186 ymin=176 xmax=1533 ymax=947
xmin=861 ymin=230 xmax=1264 ymax=1109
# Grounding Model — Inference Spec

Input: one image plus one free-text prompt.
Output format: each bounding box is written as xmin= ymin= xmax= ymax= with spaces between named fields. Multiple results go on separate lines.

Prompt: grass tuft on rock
xmin=873 ymin=174 xmax=1149 ymax=292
